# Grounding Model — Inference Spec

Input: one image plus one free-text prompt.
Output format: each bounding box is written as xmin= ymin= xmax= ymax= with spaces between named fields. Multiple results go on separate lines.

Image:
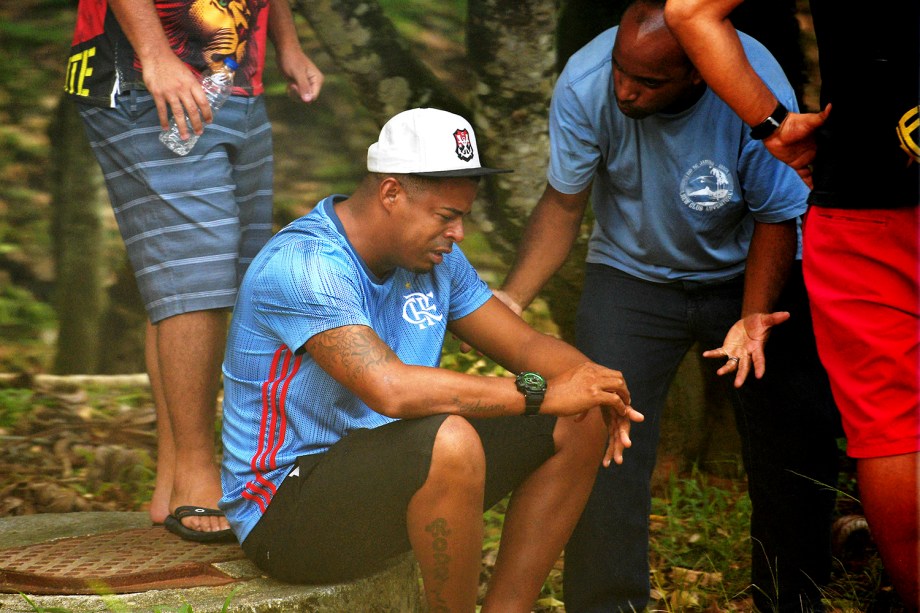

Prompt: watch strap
xmin=749 ymin=102 xmax=788 ymax=140
xmin=523 ymin=393 xmax=544 ymax=416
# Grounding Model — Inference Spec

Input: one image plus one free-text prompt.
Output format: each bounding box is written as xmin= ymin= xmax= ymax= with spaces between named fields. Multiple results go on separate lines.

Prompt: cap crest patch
xmin=453 ymin=128 xmax=474 ymax=162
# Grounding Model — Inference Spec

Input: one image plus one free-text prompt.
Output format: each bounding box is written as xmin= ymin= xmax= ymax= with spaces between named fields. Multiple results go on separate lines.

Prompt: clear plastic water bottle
xmin=159 ymin=57 xmax=238 ymax=156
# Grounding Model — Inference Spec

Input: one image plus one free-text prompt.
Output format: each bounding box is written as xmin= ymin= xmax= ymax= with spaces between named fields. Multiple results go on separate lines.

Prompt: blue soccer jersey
xmin=219 ymin=195 xmax=493 ymax=541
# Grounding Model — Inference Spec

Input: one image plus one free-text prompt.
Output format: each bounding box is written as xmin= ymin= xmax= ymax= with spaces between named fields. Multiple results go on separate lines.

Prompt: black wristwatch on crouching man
xmin=516 ymin=371 xmax=547 ymax=416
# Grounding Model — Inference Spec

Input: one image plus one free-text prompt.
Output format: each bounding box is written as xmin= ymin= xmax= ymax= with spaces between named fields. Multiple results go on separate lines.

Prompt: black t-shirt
xmin=808 ymin=0 xmax=919 ymax=209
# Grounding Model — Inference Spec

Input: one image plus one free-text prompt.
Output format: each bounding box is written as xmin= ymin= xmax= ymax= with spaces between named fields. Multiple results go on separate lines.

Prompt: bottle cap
xmin=223 ymin=57 xmax=239 ymax=70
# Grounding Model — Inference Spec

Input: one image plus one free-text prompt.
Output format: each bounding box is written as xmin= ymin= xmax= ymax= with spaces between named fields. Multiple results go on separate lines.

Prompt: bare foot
xmin=169 ymin=462 xmax=230 ymax=533
xmin=147 ymin=435 xmax=176 ymax=525
xmin=149 ymin=488 xmax=171 ymax=525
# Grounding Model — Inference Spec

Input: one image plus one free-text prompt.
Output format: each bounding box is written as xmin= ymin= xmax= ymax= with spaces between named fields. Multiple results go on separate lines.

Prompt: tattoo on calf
xmin=426 ymin=517 xmax=452 ymax=613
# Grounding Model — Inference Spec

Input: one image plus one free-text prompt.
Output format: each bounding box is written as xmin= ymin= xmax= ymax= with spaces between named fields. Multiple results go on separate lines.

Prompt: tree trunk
xmin=49 ymin=94 xmax=105 ymax=374
xmin=96 ymin=257 xmax=148 ymax=374
xmin=290 ymin=0 xmax=469 ymax=125
xmin=556 ymin=0 xmax=627 ymax=72
xmin=466 ymin=0 xmax=587 ymax=339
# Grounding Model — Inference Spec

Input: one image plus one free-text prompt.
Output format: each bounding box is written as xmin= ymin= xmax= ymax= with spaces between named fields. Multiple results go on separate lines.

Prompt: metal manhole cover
xmin=0 ymin=526 xmax=246 ymax=594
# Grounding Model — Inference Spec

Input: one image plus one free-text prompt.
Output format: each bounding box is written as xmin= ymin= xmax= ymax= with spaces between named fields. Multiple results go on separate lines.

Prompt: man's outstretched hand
xmin=703 ymin=311 xmax=790 ymax=387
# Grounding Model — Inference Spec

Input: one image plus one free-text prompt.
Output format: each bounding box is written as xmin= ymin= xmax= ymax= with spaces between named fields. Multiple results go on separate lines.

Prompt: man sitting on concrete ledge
xmin=218 ymin=108 xmax=643 ymax=612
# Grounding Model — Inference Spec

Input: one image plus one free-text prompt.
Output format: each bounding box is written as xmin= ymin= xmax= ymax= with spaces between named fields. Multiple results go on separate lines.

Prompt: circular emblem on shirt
xmin=679 ymin=159 xmax=734 ymax=211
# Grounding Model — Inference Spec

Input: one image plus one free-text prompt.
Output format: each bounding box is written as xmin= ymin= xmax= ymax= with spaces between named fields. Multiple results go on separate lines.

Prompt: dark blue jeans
xmin=564 ymin=263 xmax=842 ymax=613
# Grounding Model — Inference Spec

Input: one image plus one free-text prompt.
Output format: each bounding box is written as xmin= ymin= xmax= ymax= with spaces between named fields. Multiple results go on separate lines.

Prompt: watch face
xmin=518 ymin=372 xmax=546 ymax=393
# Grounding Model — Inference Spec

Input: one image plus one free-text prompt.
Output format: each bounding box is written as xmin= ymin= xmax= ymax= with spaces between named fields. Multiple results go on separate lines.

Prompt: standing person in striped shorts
xmin=64 ymin=0 xmax=324 ymax=542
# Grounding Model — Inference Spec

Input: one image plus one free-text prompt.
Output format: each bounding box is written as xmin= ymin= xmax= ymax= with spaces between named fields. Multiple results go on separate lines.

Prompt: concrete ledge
xmin=0 ymin=513 xmax=422 ymax=612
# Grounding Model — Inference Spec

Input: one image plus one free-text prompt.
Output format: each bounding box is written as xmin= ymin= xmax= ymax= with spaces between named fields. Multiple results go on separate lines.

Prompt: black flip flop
xmin=164 ymin=505 xmax=237 ymax=543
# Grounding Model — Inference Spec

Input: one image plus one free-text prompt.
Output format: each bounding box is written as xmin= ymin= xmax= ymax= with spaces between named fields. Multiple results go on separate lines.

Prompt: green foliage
xmin=0 ymin=387 xmax=33 ymax=428
xmin=0 ymin=1 xmax=74 ymax=123
xmin=440 ymin=335 xmax=509 ymax=378
xmin=0 ymin=20 xmax=64 ymax=44
xmin=77 ymin=445 xmax=158 ymax=510
xmin=652 ymin=469 xmax=752 ymax=571
xmin=0 ymin=283 xmax=56 ymax=372
xmin=821 ymin=555 xmax=887 ymax=612
xmin=377 ymin=0 xmax=466 ymax=45
xmin=650 ymin=468 xmax=753 ymax=609
xmin=0 ymin=283 xmax=55 ymax=336
xmin=0 ymin=1 xmax=74 ymax=373
xmin=482 ymin=500 xmax=506 ymax=550
xmin=150 ymin=604 xmax=194 ymax=613
xmin=19 ymin=593 xmax=72 ymax=613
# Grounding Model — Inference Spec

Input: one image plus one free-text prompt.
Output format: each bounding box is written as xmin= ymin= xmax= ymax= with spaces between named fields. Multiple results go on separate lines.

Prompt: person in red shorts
xmin=664 ymin=1 xmax=919 ymax=609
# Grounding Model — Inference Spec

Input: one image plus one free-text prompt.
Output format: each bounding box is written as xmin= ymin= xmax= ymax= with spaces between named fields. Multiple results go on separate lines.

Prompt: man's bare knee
xmin=553 ymin=409 xmax=607 ymax=465
xmin=429 ymin=416 xmax=486 ymax=487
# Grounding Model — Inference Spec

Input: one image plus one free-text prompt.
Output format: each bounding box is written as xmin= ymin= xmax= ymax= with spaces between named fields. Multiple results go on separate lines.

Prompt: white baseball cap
xmin=367 ymin=108 xmax=512 ymax=177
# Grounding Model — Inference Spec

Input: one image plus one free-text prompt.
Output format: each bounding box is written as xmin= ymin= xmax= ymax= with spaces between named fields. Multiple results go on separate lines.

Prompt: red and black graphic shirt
xmin=65 ymin=0 xmax=270 ymax=108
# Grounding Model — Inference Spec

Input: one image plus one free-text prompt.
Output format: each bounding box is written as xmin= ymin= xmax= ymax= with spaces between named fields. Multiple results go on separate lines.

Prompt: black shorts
xmin=241 ymin=413 xmax=557 ymax=584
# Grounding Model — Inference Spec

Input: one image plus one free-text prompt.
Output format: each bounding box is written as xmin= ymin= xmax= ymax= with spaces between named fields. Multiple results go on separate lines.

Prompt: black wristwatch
xmin=749 ymin=102 xmax=788 ymax=140
xmin=515 ymin=372 xmax=547 ymax=416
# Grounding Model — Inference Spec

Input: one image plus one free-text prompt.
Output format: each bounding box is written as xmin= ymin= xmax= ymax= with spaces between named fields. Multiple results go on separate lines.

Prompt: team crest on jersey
xmin=403 ymin=291 xmax=444 ymax=330
xmin=679 ymin=159 xmax=734 ymax=211
xmin=454 ymin=129 xmax=474 ymax=162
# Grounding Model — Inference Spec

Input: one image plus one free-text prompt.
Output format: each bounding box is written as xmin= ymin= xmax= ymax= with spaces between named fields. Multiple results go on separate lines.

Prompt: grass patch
xmin=0 ymin=283 xmax=56 ymax=372
xmin=649 ymin=469 xmax=753 ymax=610
xmin=0 ymin=387 xmax=33 ymax=428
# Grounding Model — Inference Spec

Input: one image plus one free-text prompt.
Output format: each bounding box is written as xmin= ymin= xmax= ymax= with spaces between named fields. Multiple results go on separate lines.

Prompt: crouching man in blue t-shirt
xmin=218 ymin=108 xmax=644 ymax=613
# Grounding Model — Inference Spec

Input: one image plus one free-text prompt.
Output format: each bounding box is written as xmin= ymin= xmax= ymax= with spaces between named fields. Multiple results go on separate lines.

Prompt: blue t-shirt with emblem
xmin=219 ymin=195 xmax=492 ymax=542
xmin=549 ymin=28 xmax=809 ymax=283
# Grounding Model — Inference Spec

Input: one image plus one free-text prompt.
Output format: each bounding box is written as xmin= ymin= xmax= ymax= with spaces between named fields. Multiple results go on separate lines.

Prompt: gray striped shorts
xmin=79 ymin=91 xmax=274 ymax=323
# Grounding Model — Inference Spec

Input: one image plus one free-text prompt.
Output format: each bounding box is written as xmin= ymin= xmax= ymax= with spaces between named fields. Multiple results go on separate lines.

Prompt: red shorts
xmin=803 ymin=206 xmax=920 ymax=459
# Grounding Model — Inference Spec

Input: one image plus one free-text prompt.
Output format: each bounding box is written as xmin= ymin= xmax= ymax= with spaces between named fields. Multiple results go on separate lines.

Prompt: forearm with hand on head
xmin=663 ymin=0 xmax=778 ymax=127
xmin=663 ymin=0 xmax=830 ymax=184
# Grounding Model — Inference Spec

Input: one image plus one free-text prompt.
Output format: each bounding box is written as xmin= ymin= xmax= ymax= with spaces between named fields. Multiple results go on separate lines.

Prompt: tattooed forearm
xmin=452 ymin=396 xmax=505 ymax=416
xmin=307 ymin=326 xmax=393 ymax=380
xmin=426 ymin=517 xmax=452 ymax=613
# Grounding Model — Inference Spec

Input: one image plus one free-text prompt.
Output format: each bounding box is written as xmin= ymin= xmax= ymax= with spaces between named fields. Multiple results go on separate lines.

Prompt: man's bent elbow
xmin=663 ymin=0 xmax=697 ymax=27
